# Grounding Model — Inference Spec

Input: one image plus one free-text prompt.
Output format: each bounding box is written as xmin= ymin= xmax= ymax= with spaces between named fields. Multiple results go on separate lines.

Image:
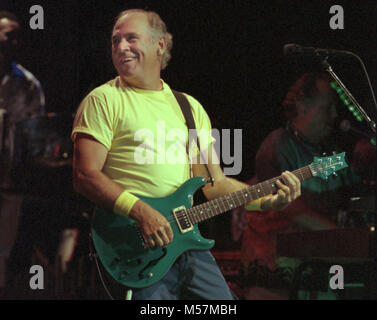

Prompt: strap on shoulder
xmin=171 ymin=90 xmax=214 ymax=186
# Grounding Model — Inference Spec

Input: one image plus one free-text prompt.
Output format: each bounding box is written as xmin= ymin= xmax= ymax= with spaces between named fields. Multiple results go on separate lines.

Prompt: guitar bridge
xmin=172 ymin=206 xmax=194 ymax=234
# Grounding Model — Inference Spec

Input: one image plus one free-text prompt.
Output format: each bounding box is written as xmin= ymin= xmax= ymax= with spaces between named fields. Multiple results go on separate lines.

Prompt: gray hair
xmin=114 ymin=9 xmax=173 ymax=70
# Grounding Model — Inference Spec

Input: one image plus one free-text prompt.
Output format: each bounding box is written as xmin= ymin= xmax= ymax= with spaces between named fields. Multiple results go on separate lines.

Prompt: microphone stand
xmin=318 ymin=55 xmax=376 ymax=135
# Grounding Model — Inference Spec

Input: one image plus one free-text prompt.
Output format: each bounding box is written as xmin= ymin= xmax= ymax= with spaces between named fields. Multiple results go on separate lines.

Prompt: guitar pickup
xmin=172 ymin=206 xmax=194 ymax=234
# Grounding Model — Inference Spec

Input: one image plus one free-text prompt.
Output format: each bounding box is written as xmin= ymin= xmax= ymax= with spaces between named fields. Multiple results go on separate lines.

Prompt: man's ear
xmin=157 ymin=37 xmax=166 ymax=56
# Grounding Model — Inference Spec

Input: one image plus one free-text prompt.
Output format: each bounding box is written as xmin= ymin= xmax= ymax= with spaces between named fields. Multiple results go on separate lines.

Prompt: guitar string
xmin=136 ymin=160 xmax=340 ymax=229
xmin=165 ymin=165 xmax=313 ymax=225
xmin=150 ymin=162 xmax=331 ymax=225
xmin=134 ymin=160 xmax=341 ymax=244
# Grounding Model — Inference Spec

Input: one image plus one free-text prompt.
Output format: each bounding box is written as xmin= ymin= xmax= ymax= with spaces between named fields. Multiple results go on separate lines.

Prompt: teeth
xmin=123 ymin=57 xmax=135 ymax=63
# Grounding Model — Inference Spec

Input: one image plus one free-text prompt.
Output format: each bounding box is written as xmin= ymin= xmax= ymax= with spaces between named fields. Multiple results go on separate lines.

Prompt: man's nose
xmin=117 ymin=38 xmax=130 ymax=52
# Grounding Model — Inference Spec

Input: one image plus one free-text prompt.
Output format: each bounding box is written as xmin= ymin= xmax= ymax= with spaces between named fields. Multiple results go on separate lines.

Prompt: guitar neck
xmin=187 ymin=165 xmax=314 ymax=224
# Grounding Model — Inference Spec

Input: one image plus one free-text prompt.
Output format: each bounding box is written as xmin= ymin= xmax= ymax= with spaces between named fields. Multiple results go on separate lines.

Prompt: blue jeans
xmin=131 ymin=250 xmax=235 ymax=300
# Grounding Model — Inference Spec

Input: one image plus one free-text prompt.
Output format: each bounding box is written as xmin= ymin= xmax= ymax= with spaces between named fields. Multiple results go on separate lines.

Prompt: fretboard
xmin=186 ymin=165 xmax=314 ymax=224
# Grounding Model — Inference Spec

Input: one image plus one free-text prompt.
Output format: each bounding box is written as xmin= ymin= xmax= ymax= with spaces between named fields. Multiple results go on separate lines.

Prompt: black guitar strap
xmin=172 ymin=90 xmax=214 ymax=186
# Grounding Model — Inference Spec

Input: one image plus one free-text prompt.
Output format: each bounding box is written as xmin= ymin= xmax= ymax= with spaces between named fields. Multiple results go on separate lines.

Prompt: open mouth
xmin=122 ymin=57 xmax=137 ymax=64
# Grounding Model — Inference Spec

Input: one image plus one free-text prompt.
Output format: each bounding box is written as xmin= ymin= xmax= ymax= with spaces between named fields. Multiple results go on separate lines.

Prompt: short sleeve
xmin=71 ymin=94 xmax=114 ymax=150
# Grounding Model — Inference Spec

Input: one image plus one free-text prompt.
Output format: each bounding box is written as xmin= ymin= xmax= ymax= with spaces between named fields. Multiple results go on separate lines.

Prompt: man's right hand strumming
xmin=129 ymin=200 xmax=174 ymax=248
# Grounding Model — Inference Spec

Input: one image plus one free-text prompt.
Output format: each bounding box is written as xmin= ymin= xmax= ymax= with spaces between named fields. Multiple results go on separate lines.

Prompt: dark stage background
xmin=3 ymin=0 xmax=376 ymax=249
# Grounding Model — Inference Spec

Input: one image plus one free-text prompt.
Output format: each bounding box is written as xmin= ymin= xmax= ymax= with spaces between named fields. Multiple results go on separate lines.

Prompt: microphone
xmin=283 ymin=43 xmax=351 ymax=57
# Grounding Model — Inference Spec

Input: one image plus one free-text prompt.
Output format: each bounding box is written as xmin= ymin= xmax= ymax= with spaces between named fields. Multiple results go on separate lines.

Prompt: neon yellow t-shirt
xmin=72 ymin=77 xmax=213 ymax=198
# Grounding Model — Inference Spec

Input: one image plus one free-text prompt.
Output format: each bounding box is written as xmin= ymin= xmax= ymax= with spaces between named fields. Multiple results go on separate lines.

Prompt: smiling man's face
xmin=111 ymin=12 xmax=161 ymax=88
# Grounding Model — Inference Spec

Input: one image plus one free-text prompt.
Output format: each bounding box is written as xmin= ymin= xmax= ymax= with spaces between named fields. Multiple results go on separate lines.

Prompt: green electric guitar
xmin=91 ymin=153 xmax=348 ymax=288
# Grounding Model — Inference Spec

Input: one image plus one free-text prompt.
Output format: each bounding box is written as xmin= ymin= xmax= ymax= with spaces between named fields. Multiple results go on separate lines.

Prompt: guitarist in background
xmin=0 ymin=11 xmax=45 ymax=292
xmin=71 ymin=9 xmax=301 ymax=300
xmin=232 ymin=72 xmax=364 ymax=299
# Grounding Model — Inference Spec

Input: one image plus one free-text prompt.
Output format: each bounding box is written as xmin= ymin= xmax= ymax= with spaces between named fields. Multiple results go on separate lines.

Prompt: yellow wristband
xmin=244 ymin=197 xmax=263 ymax=212
xmin=113 ymin=191 xmax=139 ymax=217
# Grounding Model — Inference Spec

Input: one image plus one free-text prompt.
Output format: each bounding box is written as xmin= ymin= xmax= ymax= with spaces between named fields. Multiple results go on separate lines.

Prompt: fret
xmin=193 ymin=206 xmax=201 ymax=223
xmin=221 ymin=196 xmax=228 ymax=211
xmin=232 ymin=191 xmax=242 ymax=207
xmin=197 ymin=204 xmax=205 ymax=221
xmin=241 ymin=188 xmax=252 ymax=204
xmin=273 ymin=178 xmax=278 ymax=192
xmin=264 ymin=179 xmax=275 ymax=194
xmin=297 ymin=168 xmax=304 ymax=181
xmin=229 ymin=194 xmax=237 ymax=210
xmin=306 ymin=166 xmax=313 ymax=179
xmin=263 ymin=181 xmax=271 ymax=195
xmin=198 ymin=205 xmax=206 ymax=223
xmin=260 ymin=182 xmax=267 ymax=197
xmin=299 ymin=168 xmax=305 ymax=180
xmin=246 ymin=188 xmax=255 ymax=206
xmin=224 ymin=194 xmax=234 ymax=211
xmin=271 ymin=179 xmax=278 ymax=193
xmin=222 ymin=198 xmax=228 ymax=211
xmin=253 ymin=184 xmax=263 ymax=198
xmin=195 ymin=204 xmax=202 ymax=221
xmin=193 ymin=207 xmax=200 ymax=224
xmin=198 ymin=207 xmax=206 ymax=224
xmin=235 ymin=191 xmax=244 ymax=206
xmin=217 ymin=197 xmax=227 ymax=213
xmin=208 ymin=201 xmax=217 ymax=218
xmin=250 ymin=186 xmax=257 ymax=198
xmin=247 ymin=187 xmax=256 ymax=201
xmin=295 ymin=166 xmax=312 ymax=181
xmin=212 ymin=199 xmax=219 ymax=216
xmin=184 ymin=162 xmax=320 ymax=225
xmin=219 ymin=197 xmax=227 ymax=212
xmin=263 ymin=180 xmax=271 ymax=194
xmin=260 ymin=183 xmax=266 ymax=196
xmin=188 ymin=207 xmax=197 ymax=224
xmin=233 ymin=190 xmax=242 ymax=207
xmin=207 ymin=205 xmax=213 ymax=219
xmin=201 ymin=203 xmax=210 ymax=220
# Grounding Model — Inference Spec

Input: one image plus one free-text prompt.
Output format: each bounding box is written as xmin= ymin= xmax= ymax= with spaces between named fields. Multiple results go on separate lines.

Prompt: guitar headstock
xmin=310 ymin=152 xmax=348 ymax=180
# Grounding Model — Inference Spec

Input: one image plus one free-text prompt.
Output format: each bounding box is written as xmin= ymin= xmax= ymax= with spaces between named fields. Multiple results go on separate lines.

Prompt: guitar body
xmin=91 ymin=176 xmax=215 ymax=289
xmin=91 ymin=152 xmax=348 ymax=289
